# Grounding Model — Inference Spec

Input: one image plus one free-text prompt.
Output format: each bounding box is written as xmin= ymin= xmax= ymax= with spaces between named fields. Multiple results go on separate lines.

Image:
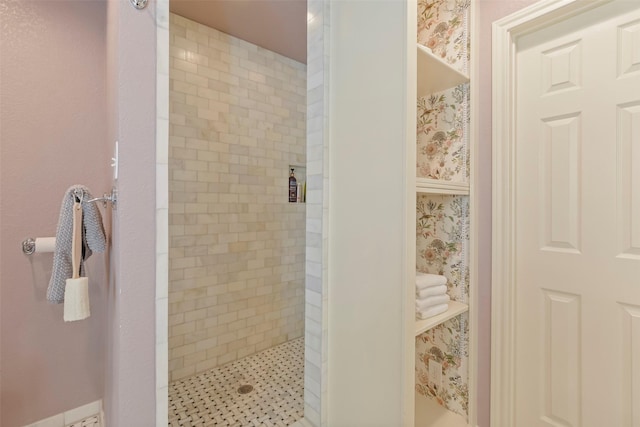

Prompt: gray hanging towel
xmin=47 ymin=185 xmax=107 ymax=303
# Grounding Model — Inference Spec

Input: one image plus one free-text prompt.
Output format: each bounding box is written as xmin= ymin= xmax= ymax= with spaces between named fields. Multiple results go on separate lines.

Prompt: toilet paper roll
xmin=35 ymin=237 xmax=56 ymax=253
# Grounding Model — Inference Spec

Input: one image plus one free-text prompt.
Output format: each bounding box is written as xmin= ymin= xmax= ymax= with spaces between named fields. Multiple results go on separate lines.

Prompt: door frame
xmin=490 ymin=1 xmax=614 ymax=425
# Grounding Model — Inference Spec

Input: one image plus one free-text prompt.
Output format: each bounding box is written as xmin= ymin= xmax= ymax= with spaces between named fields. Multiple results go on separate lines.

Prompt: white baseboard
xmin=24 ymin=400 xmax=102 ymax=427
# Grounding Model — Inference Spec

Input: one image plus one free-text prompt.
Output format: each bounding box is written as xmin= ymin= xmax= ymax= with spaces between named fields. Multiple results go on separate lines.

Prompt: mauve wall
xmin=0 ymin=1 xmax=110 ymax=426
xmin=476 ymin=1 xmax=539 ymax=426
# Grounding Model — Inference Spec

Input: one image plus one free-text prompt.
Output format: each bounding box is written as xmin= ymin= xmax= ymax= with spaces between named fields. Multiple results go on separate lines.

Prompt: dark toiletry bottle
xmin=289 ymin=168 xmax=297 ymax=202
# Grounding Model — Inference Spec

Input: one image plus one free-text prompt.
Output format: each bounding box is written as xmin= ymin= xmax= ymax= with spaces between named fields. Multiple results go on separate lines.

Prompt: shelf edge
xmin=415 ymin=301 xmax=469 ymax=336
xmin=417 ymin=44 xmax=470 ymax=96
xmin=415 ymin=178 xmax=470 ymax=195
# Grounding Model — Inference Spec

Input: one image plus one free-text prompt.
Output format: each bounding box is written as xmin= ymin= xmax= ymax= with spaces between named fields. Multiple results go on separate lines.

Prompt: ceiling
xmin=170 ymin=0 xmax=307 ymax=64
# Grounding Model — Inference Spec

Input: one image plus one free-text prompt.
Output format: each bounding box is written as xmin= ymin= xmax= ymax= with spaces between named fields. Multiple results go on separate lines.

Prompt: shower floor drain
xmin=237 ymin=384 xmax=254 ymax=394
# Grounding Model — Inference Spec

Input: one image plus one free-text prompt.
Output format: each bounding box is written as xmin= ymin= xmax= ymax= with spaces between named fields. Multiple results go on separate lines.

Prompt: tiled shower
xmin=168 ymin=13 xmax=306 ymax=425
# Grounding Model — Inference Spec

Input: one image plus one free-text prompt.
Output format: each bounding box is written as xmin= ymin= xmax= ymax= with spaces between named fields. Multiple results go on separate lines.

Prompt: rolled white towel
xmin=416 ymin=294 xmax=450 ymax=310
xmin=416 ymin=303 xmax=449 ymax=320
xmin=416 ymin=284 xmax=447 ymax=299
xmin=416 ymin=272 xmax=447 ymax=289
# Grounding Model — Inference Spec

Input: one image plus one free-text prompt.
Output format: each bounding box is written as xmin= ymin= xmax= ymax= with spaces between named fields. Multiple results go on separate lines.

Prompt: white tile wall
xmin=305 ymin=2 xmax=329 ymax=426
xmin=156 ymin=0 xmax=170 ymax=425
xmin=168 ymin=13 xmax=306 ymax=382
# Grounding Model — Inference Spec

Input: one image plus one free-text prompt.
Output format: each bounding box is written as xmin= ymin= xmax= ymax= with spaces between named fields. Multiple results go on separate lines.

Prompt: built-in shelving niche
xmin=415 ymin=192 xmax=470 ymax=424
xmin=413 ymin=1 xmax=472 ymax=424
xmin=413 ymin=187 xmax=472 ymax=424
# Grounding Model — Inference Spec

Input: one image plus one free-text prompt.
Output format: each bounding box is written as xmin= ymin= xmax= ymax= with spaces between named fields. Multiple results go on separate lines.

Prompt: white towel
xmin=416 ymin=272 xmax=447 ymax=289
xmin=416 ymin=303 xmax=449 ymax=320
xmin=416 ymin=294 xmax=450 ymax=310
xmin=416 ymin=284 xmax=447 ymax=299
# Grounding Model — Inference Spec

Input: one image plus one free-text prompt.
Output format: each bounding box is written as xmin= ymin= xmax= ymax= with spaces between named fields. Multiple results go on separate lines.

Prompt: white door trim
xmin=490 ymin=1 xmax=615 ymax=426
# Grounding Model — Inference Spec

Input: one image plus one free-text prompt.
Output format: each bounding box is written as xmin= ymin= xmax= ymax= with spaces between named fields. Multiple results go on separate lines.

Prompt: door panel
xmin=617 ymin=102 xmax=640 ymax=260
xmin=514 ymin=2 xmax=640 ymax=426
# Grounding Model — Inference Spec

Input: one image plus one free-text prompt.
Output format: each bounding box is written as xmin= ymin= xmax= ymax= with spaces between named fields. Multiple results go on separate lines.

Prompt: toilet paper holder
xmin=22 ymin=237 xmax=50 ymax=255
xmin=22 ymin=188 xmax=116 ymax=255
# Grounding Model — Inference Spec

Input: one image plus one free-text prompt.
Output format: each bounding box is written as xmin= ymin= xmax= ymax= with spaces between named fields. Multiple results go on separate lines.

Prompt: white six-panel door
xmin=514 ymin=1 xmax=640 ymax=426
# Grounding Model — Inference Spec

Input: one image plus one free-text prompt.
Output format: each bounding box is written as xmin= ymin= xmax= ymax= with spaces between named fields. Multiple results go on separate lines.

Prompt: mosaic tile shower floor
xmin=169 ymin=338 xmax=304 ymax=427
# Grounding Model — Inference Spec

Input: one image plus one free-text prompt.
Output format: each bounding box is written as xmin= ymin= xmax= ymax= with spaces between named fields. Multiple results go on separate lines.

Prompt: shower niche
xmin=288 ymin=165 xmax=306 ymax=204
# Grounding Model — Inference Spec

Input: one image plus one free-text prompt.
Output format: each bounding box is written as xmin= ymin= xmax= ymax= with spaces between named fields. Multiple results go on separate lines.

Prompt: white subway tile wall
xmin=169 ymin=13 xmax=306 ymax=382
xmin=304 ymin=1 xmax=329 ymax=425
xmin=157 ymin=0 xmax=170 ymax=424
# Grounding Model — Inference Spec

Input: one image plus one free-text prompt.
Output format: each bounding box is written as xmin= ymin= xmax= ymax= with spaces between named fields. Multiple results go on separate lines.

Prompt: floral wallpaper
xmin=415 ymin=0 xmax=471 ymax=418
xmin=416 ymin=313 xmax=470 ymax=419
xmin=417 ymin=0 xmax=470 ymax=73
xmin=415 ymin=195 xmax=469 ymax=417
xmin=416 ymin=85 xmax=469 ymax=182
xmin=416 ymin=0 xmax=470 ymax=183
xmin=416 ymin=194 xmax=469 ymax=303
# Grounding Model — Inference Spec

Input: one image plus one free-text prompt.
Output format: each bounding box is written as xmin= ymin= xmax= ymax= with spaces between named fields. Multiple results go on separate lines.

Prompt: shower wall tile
xmin=157 ymin=0 xmax=170 ymax=424
xmin=168 ymin=13 xmax=306 ymax=382
xmin=305 ymin=0 xmax=330 ymax=425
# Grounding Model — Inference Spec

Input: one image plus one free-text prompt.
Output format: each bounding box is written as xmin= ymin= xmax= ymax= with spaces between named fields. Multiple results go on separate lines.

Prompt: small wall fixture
xmin=129 ymin=0 xmax=148 ymax=10
xmin=87 ymin=188 xmax=118 ymax=210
